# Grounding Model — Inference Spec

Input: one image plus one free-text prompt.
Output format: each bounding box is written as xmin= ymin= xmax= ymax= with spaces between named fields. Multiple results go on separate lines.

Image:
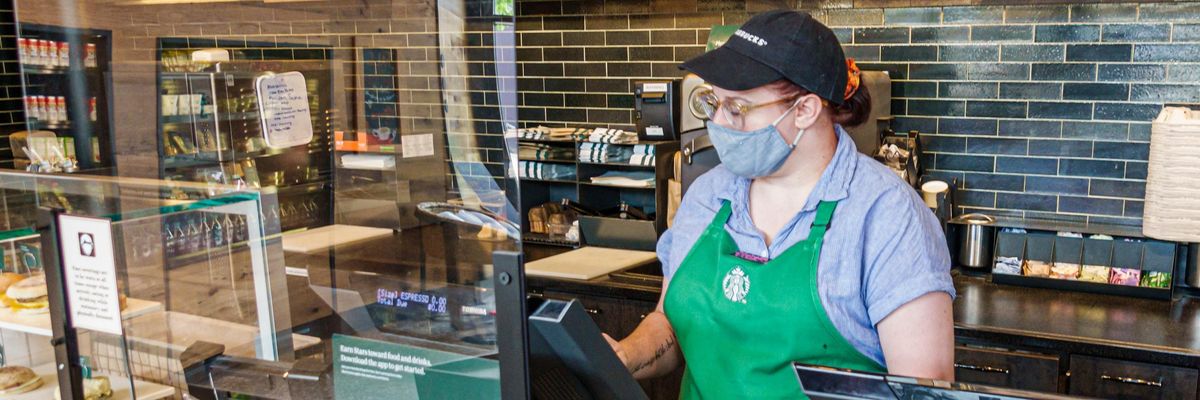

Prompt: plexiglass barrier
xmin=0 ymin=171 xmax=294 ymax=398
xmin=13 ymin=0 xmax=521 ymax=398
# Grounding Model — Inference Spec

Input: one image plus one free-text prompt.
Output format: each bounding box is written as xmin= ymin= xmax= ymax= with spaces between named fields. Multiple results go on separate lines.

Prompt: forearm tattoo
xmin=631 ymin=335 xmax=677 ymax=374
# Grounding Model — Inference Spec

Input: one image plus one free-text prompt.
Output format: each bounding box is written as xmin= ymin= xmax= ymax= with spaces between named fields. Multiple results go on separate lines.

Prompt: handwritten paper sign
xmin=402 ymin=134 xmax=435 ymax=159
xmin=57 ymin=214 xmax=123 ymax=336
xmin=255 ymin=71 xmax=314 ymax=149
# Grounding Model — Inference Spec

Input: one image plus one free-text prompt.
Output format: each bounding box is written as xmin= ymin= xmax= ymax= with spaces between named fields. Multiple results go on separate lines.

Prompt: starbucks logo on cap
xmin=722 ymin=266 xmax=750 ymax=304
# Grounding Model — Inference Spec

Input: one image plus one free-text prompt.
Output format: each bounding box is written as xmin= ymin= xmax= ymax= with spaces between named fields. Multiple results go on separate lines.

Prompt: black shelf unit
xmin=17 ymin=24 xmax=115 ymax=170
xmin=518 ymin=138 xmax=677 ymax=248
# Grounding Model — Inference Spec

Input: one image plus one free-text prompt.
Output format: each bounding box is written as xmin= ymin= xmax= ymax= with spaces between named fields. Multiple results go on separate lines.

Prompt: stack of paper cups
xmin=1143 ymin=107 xmax=1200 ymax=242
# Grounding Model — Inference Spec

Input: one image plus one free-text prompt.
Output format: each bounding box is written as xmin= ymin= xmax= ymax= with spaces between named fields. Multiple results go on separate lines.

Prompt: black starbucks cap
xmin=681 ymin=10 xmax=849 ymax=105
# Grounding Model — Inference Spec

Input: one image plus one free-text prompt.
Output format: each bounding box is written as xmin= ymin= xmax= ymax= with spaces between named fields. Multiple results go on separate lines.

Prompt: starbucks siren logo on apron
xmin=722 ymin=266 xmax=750 ymax=303
xmin=665 ymin=200 xmax=886 ymax=399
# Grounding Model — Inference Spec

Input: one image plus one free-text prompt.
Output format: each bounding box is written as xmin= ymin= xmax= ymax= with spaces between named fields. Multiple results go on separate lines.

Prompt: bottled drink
xmin=164 ymin=219 xmax=177 ymax=257
xmin=85 ymin=43 xmax=97 ymax=68
xmin=211 ymin=215 xmax=225 ymax=247
xmin=186 ymin=217 xmax=201 ymax=254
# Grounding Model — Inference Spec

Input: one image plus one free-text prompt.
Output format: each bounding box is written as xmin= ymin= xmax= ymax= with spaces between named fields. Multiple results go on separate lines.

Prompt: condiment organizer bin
xmin=989 ymin=229 xmax=1178 ymax=300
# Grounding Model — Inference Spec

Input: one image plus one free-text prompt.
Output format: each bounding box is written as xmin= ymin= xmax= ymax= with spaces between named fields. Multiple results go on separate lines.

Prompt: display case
xmin=0 ymin=171 xmax=305 ymax=399
xmin=15 ymin=24 xmax=114 ymax=171
xmin=156 ymin=42 xmax=337 ymax=233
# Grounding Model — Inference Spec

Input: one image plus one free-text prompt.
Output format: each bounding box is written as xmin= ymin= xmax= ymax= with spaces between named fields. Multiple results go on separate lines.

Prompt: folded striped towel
xmin=549 ymin=127 xmax=590 ymax=139
xmin=591 ymin=170 xmax=656 ymax=188
xmin=587 ymin=127 xmax=638 ymax=144
xmin=519 ymin=161 xmax=576 ymax=180
xmin=578 ymin=143 xmax=636 ymax=164
xmin=630 ymin=154 xmax=655 ymax=166
xmin=579 ymin=142 xmax=610 ymax=162
xmin=517 ymin=129 xmax=546 ymax=141
xmin=519 ymin=143 xmax=574 ymax=161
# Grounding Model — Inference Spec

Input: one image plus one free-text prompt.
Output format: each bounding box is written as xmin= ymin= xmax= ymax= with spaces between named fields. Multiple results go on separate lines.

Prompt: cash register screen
xmin=793 ymin=364 xmax=897 ymax=400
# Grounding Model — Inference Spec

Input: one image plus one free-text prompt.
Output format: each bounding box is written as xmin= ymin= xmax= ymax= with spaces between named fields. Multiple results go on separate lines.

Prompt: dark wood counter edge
xmin=954 ymin=325 xmax=1200 ymax=367
xmin=526 ymin=271 xmax=1200 ymax=369
xmin=528 ymin=274 xmax=662 ymax=303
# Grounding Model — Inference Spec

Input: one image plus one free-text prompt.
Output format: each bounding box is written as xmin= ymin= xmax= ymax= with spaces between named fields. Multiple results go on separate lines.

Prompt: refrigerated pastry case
xmin=0 ymin=171 xmax=309 ymax=399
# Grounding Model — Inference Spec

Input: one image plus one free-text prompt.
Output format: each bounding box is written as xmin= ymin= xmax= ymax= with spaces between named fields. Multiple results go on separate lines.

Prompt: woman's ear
xmin=792 ymin=94 xmax=823 ymax=131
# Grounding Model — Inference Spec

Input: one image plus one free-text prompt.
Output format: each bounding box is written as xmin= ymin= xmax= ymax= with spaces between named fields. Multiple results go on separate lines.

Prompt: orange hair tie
xmin=844 ymin=58 xmax=862 ymax=101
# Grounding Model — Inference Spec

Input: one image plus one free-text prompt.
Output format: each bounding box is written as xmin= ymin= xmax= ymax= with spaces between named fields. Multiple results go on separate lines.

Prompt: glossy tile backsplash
xmin=515 ymin=1 xmax=1200 ymax=226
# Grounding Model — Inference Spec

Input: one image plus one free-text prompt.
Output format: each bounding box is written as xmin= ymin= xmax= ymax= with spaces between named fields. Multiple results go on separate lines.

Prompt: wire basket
xmin=91 ymin=333 xmax=186 ymax=399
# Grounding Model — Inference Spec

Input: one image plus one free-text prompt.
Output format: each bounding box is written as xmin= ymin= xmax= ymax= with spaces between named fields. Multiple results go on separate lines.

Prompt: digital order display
xmin=377 ymin=288 xmax=448 ymax=315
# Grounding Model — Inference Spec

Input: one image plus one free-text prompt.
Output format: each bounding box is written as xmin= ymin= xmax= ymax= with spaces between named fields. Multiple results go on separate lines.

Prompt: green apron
xmin=664 ymin=200 xmax=885 ymax=399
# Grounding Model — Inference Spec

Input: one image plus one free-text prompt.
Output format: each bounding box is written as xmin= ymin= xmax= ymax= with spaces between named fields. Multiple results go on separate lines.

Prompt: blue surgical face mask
xmin=706 ymin=101 xmax=805 ymax=179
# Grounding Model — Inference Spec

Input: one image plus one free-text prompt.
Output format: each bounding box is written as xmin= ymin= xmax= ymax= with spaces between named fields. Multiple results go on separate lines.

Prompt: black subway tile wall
xmin=516 ymin=1 xmax=1200 ymax=226
xmin=0 ymin=0 xmax=20 ymax=167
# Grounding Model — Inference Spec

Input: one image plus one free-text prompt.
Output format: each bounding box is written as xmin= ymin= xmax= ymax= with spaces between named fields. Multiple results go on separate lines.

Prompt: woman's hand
xmin=603 ymin=333 xmax=632 ymax=370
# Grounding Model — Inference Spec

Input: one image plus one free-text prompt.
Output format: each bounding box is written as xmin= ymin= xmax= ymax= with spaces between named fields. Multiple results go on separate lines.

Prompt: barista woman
xmin=604 ymin=10 xmax=955 ymax=398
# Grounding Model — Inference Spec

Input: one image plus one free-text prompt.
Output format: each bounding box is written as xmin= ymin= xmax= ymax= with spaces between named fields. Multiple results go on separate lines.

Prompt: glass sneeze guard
xmin=0 ymin=170 xmax=296 ymax=399
xmin=13 ymin=0 xmax=522 ymax=397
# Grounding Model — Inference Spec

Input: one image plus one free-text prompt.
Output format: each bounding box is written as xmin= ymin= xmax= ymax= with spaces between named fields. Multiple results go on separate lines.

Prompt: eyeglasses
xmin=688 ymin=86 xmax=800 ymax=129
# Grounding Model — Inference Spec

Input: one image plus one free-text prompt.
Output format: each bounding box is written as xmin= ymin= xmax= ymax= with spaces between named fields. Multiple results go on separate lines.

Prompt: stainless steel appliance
xmin=843 ymin=70 xmax=892 ymax=156
xmin=953 ymin=213 xmax=996 ymax=269
xmin=679 ymin=74 xmax=716 ymax=196
xmin=680 ymin=74 xmax=707 ymax=133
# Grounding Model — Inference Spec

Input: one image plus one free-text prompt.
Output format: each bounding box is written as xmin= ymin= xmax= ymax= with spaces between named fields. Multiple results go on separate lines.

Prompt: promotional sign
xmin=332 ymin=334 xmax=498 ymax=399
xmin=706 ymin=25 xmax=740 ymax=51
xmin=255 ymin=71 xmax=314 ymax=148
xmin=56 ymin=214 xmax=123 ymax=335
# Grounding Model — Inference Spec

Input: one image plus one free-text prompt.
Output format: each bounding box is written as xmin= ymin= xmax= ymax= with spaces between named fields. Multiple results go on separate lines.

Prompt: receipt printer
xmin=634 ymin=80 xmax=680 ymax=141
